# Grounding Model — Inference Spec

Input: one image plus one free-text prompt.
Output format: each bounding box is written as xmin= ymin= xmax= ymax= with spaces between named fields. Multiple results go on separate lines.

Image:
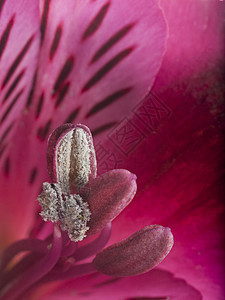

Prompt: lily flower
xmin=0 ymin=0 xmax=224 ymax=299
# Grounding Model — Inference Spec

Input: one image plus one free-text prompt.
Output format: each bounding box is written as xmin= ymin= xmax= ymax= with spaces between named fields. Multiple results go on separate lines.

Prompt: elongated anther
xmin=81 ymin=169 xmax=137 ymax=236
xmin=47 ymin=123 xmax=97 ymax=194
xmin=92 ymin=225 xmax=174 ymax=277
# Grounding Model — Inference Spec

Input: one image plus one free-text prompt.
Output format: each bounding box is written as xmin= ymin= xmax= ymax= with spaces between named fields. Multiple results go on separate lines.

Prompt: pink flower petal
xmin=0 ymin=0 xmax=40 ymax=249
xmin=34 ymin=269 xmax=202 ymax=300
xmin=80 ymin=169 xmax=137 ymax=236
xmin=35 ymin=0 xmax=167 ymax=140
xmin=0 ymin=0 xmax=40 ymax=131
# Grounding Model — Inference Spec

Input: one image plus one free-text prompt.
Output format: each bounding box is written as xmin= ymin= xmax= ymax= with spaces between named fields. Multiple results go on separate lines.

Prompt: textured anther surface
xmin=38 ymin=182 xmax=61 ymax=223
xmin=60 ymin=194 xmax=91 ymax=242
xmin=92 ymin=225 xmax=174 ymax=277
xmin=81 ymin=169 xmax=137 ymax=236
xmin=37 ymin=183 xmax=91 ymax=242
xmin=56 ymin=126 xmax=97 ymax=194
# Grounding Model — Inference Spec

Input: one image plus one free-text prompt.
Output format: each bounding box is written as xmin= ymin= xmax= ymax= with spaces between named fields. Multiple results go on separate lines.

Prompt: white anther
xmin=38 ymin=182 xmax=61 ymax=223
xmin=37 ymin=183 xmax=91 ymax=242
xmin=56 ymin=127 xmax=96 ymax=194
xmin=60 ymin=194 xmax=91 ymax=242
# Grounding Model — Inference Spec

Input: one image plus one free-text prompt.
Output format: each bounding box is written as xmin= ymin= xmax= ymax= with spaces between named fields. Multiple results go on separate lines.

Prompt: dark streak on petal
xmin=86 ymin=87 xmax=132 ymax=118
xmin=29 ymin=167 xmax=38 ymax=184
xmin=55 ymin=82 xmax=70 ymax=108
xmin=40 ymin=0 xmax=51 ymax=45
xmin=90 ymin=23 xmax=135 ymax=64
xmin=82 ymin=2 xmax=110 ymax=41
xmin=50 ymin=25 xmax=62 ymax=60
xmin=0 ymin=15 xmax=15 ymax=59
xmin=82 ymin=47 xmax=135 ymax=93
xmin=26 ymin=69 xmax=38 ymax=108
xmin=64 ymin=107 xmax=80 ymax=123
xmin=37 ymin=119 xmax=52 ymax=141
xmin=4 ymin=156 xmax=10 ymax=176
xmin=0 ymin=122 xmax=14 ymax=144
xmin=93 ymin=277 xmax=121 ymax=288
xmin=3 ymin=69 xmax=25 ymax=103
xmin=0 ymin=0 xmax=6 ymax=14
xmin=42 ymin=120 xmax=52 ymax=140
xmin=52 ymin=56 xmax=74 ymax=96
xmin=0 ymin=89 xmax=24 ymax=125
xmin=2 ymin=35 xmax=34 ymax=89
xmin=35 ymin=92 xmax=44 ymax=119
xmin=92 ymin=122 xmax=116 ymax=137
xmin=0 ymin=144 xmax=7 ymax=160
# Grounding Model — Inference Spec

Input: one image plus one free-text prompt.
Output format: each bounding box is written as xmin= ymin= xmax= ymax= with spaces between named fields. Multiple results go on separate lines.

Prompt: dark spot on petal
xmin=0 ymin=0 xmax=6 ymax=14
xmin=52 ymin=56 xmax=74 ymax=96
xmin=92 ymin=122 xmax=116 ymax=137
xmin=35 ymin=92 xmax=44 ymax=119
xmin=29 ymin=167 xmax=38 ymax=184
xmin=37 ymin=120 xmax=52 ymax=141
xmin=4 ymin=156 xmax=10 ymax=176
xmin=0 ymin=144 xmax=7 ymax=160
xmin=86 ymin=87 xmax=132 ymax=118
xmin=40 ymin=0 xmax=51 ymax=45
xmin=0 ymin=15 xmax=15 ymax=59
xmin=81 ymin=47 xmax=135 ymax=93
xmin=0 ymin=89 xmax=24 ymax=125
xmin=26 ymin=69 xmax=38 ymax=108
xmin=82 ymin=2 xmax=110 ymax=41
xmin=90 ymin=23 xmax=135 ymax=64
xmin=0 ymin=122 xmax=14 ymax=144
xmin=64 ymin=107 xmax=80 ymax=123
xmin=55 ymin=82 xmax=70 ymax=108
xmin=50 ymin=24 xmax=62 ymax=60
xmin=94 ymin=277 xmax=121 ymax=288
xmin=2 ymin=35 xmax=34 ymax=89
xmin=3 ymin=69 xmax=25 ymax=103
xmin=41 ymin=120 xmax=52 ymax=140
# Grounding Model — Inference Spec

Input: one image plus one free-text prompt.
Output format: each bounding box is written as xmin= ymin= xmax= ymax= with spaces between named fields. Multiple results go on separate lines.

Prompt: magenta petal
xmin=0 ymin=0 xmax=40 ymax=131
xmin=81 ymin=169 xmax=137 ymax=236
xmin=37 ymin=269 xmax=202 ymax=300
xmin=92 ymin=225 xmax=173 ymax=277
xmin=29 ymin=0 xmax=168 ymax=140
xmin=0 ymin=0 xmax=40 ymax=248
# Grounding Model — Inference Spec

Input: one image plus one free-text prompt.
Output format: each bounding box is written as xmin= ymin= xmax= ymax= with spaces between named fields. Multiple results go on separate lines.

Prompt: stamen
xmin=40 ymin=263 xmax=96 ymax=282
xmin=74 ymin=222 xmax=111 ymax=261
xmin=37 ymin=182 xmax=61 ymax=223
xmin=0 ymin=238 xmax=48 ymax=271
xmin=56 ymin=129 xmax=73 ymax=194
xmin=37 ymin=183 xmax=91 ymax=242
xmin=61 ymin=241 xmax=77 ymax=257
xmin=0 ymin=225 xmax=62 ymax=300
xmin=60 ymin=194 xmax=91 ymax=242
xmin=56 ymin=126 xmax=97 ymax=194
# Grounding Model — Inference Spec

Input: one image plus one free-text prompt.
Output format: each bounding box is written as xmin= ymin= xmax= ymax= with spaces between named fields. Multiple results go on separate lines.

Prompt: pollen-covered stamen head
xmin=37 ymin=183 xmax=91 ymax=242
xmin=55 ymin=125 xmax=97 ymax=194
xmin=38 ymin=182 xmax=62 ymax=223
xmin=60 ymin=194 xmax=91 ymax=242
